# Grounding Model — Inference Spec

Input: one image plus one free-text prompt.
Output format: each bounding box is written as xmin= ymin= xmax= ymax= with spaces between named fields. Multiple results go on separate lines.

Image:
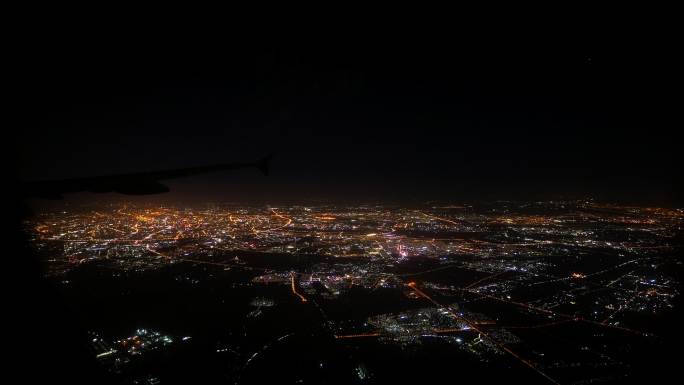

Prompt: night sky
xmin=13 ymin=31 xmax=680 ymax=205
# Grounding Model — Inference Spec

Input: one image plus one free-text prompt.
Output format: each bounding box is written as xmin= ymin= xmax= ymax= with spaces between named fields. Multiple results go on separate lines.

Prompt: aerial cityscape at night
xmin=12 ymin=22 xmax=681 ymax=385
xmin=24 ymin=200 xmax=682 ymax=384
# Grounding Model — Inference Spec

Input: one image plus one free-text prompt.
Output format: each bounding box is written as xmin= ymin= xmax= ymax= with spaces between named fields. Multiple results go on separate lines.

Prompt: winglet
xmin=256 ymin=153 xmax=273 ymax=176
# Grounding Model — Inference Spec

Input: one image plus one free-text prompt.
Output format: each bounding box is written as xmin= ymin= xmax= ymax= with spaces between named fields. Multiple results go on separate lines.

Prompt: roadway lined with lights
xmin=291 ymin=272 xmax=308 ymax=303
xmin=460 ymin=288 xmax=652 ymax=337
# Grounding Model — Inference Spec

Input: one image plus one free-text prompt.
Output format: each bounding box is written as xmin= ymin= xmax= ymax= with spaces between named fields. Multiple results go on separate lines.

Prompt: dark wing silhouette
xmin=22 ymin=154 xmax=272 ymax=199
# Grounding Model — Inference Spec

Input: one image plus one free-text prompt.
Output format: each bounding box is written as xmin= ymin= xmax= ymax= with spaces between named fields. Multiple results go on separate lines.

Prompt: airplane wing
xmin=22 ymin=154 xmax=272 ymax=199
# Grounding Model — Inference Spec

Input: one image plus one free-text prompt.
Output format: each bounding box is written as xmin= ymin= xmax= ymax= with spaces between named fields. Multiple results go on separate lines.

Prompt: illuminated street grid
xmin=26 ymin=201 xmax=682 ymax=383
